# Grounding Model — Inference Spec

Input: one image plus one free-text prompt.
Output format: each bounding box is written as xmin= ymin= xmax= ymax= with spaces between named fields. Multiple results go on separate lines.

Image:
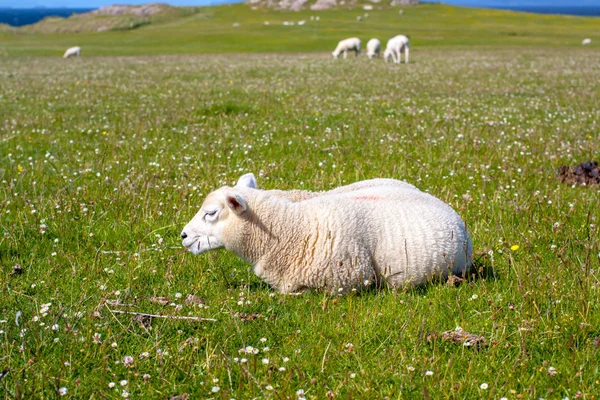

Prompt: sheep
xmin=384 ymin=35 xmax=409 ymax=64
xmin=332 ymin=38 xmax=361 ymax=59
xmin=366 ymin=38 xmax=381 ymax=59
xmin=63 ymin=46 xmax=81 ymax=59
xmin=181 ymin=173 xmax=473 ymax=294
xmin=582 ymin=38 xmax=591 ymax=45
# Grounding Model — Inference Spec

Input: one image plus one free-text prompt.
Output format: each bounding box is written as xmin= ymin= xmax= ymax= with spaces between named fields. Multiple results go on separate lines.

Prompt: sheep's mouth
xmin=182 ymin=237 xmax=199 ymax=252
xmin=183 ymin=236 xmax=223 ymax=255
xmin=182 ymin=237 xmax=209 ymax=255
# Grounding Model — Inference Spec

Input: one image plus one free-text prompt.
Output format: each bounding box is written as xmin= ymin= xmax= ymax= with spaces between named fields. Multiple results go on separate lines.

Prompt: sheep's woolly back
xmin=264 ymin=178 xmax=419 ymax=202
xmin=63 ymin=46 xmax=81 ymax=58
xmin=332 ymin=38 xmax=361 ymax=56
xmin=366 ymin=38 xmax=381 ymax=58
xmin=182 ymin=176 xmax=472 ymax=294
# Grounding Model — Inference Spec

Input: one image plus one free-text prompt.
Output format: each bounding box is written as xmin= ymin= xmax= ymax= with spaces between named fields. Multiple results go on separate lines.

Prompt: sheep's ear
xmin=235 ymin=173 xmax=257 ymax=189
xmin=225 ymin=194 xmax=248 ymax=215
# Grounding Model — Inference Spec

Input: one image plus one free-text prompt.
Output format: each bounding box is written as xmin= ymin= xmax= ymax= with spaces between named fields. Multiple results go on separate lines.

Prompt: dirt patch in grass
xmin=558 ymin=161 xmax=600 ymax=186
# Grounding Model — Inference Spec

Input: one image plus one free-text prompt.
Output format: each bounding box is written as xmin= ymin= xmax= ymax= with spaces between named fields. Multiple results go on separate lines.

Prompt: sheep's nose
xmin=181 ymin=232 xmax=188 ymax=239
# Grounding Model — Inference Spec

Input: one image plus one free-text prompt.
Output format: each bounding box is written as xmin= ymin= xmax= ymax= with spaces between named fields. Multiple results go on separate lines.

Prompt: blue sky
xmin=0 ymin=0 xmax=598 ymax=9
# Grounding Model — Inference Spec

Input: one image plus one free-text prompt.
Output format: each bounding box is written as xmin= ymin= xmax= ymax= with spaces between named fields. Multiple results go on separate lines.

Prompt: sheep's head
xmin=332 ymin=51 xmax=340 ymax=59
xmin=383 ymin=49 xmax=392 ymax=62
xmin=181 ymin=173 xmax=257 ymax=255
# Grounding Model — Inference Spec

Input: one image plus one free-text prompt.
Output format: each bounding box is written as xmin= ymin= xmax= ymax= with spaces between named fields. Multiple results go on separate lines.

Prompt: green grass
xmin=1 ymin=46 xmax=599 ymax=398
xmin=0 ymin=3 xmax=599 ymax=55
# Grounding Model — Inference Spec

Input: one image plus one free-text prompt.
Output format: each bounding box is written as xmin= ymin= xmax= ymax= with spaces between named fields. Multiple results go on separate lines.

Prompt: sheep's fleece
xmin=181 ymin=174 xmax=473 ymax=294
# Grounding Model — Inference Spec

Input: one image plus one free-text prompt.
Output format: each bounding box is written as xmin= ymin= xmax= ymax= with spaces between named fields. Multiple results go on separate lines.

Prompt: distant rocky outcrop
xmin=248 ymin=0 xmax=418 ymax=11
xmin=390 ymin=0 xmax=418 ymax=5
xmin=310 ymin=0 xmax=336 ymax=11
xmin=90 ymin=3 xmax=171 ymax=17
xmin=247 ymin=0 xmax=303 ymax=11
xmin=247 ymin=0 xmax=308 ymax=11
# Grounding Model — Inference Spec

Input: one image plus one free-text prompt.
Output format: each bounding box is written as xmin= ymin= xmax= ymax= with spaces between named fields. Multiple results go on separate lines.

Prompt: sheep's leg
xmin=393 ymin=50 xmax=400 ymax=64
xmin=405 ymin=47 xmax=409 ymax=64
xmin=343 ymin=50 xmax=347 ymax=59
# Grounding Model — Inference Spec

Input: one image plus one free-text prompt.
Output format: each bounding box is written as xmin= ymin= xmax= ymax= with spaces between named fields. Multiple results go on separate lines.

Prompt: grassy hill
xmin=18 ymin=4 xmax=200 ymax=34
xmin=0 ymin=2 xmax=598 ymax=56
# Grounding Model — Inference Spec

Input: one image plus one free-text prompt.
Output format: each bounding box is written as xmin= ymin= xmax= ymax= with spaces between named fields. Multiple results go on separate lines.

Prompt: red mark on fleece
xmin=353 ymin=196 xmax=381 ymax=201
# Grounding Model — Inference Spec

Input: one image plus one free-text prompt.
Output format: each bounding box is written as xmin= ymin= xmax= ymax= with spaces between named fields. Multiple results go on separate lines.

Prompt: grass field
xmin=0 ymin=3 xmax=599 ymax=55
xmin=1 ymin=46 xmax=599 ymax=398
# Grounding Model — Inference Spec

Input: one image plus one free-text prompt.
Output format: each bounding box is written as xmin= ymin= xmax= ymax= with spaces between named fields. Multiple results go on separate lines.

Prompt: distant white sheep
xmin=384 ymin=35 xmax=409 ymax=64
xmin=366 ymin=38 xmax=381 ymax=59
xmin=63 ymin=46 xmax=81 ymax=59
xmin=582 ymin=38 xmax=591 ymax=45
xmin=181 ymin=173 xmax=473 ymax=294
xmin=332 ymin=37 xmax=361 ymax=59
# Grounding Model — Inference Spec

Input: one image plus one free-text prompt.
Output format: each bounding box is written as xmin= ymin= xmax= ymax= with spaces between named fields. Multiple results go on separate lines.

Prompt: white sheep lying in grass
xmin=582 ymin=38 xmax=591 ymax=45
xmin=332 ymin=37 xmax=361 ymax=59
xmin=63 ymin=46 xmax=81 ymax=59
xmin=384 ymin=35 xmax=409 ymax=64
xmin=181 ymin=174 xmax=473 ymax=294
xmin=366 ymin=38 xmax=381 ymax=59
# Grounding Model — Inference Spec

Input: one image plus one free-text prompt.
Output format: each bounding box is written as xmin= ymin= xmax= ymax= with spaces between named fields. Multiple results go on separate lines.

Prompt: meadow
xmin=1 ymin=4 xmax=600 ymax=397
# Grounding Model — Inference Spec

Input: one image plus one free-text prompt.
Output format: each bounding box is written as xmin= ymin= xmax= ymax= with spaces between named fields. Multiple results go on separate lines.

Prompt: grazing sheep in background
xmin=181 ymin=173 xmax=473 ymax=294
xmin=366 ymin=38 xmax=381 ymax=59
xmin=385 ymin=35 xmax=409 ymax=64
xmin=582 ymin=38 xmax=591 ymax=45
xmin=332 ymin=37 xmax=361 ymax=59
xmin=63 ymin=46 xmax=81 ymax=59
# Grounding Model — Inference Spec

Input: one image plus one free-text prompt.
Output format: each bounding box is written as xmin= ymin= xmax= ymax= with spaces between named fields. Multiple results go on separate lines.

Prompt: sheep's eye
xmin=204 ymin=210 xmax=218 ymax=221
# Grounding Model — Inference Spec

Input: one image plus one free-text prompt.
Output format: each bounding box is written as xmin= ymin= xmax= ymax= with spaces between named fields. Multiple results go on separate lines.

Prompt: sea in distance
xmin=491 ymin=5 xmax=600 ymax=17
xmin=0 ymin=8 xmax=94 ymax=26
xmin=0 ymin=4 xmax=598 ymax=27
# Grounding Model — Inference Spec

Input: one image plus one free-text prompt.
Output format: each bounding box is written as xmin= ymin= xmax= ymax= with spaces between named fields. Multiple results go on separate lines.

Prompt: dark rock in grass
xmin=427 ymin=328 xmax=488 ymax=348
xmin=184 ymin=294 xmax=205 ymax=305
xmin=558 ymin=161 xmax=600 ymax=186
xmin=232 ymin=312 xmax=264 ymax=322
xmin=10 ymin=264 xmax=23 ymax=276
